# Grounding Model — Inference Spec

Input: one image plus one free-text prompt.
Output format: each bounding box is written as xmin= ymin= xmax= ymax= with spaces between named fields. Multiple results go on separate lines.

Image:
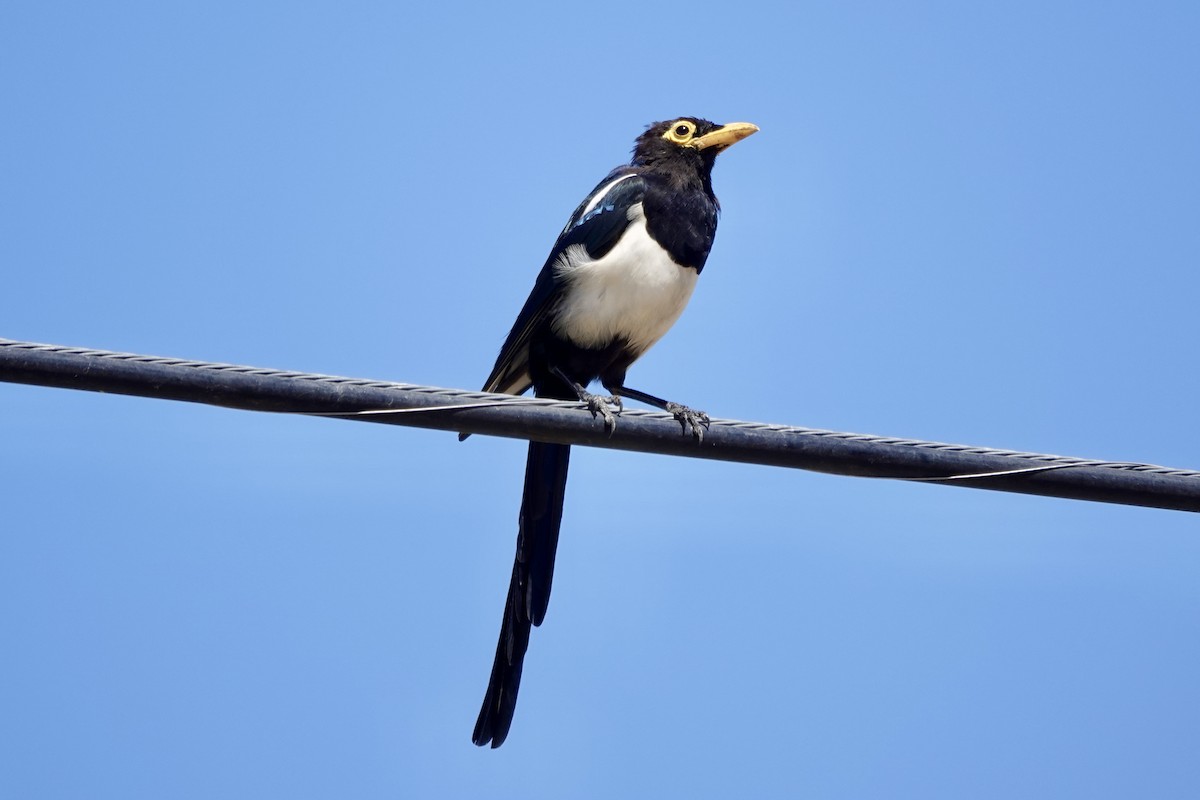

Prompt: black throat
xmin=637 ymin=156 xmax=720 ymax=273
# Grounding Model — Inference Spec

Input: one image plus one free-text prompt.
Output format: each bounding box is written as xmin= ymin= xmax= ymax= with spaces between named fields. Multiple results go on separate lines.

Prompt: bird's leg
xmin=550 ymin=366 xmax=621 ymax=435
xmin=604 ymin=384 xmax=710 ymax=443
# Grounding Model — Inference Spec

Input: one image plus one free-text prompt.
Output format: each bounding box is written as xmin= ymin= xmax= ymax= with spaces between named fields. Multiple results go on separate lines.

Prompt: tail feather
xmin=472 ymin=441 xmax=571 ymax=748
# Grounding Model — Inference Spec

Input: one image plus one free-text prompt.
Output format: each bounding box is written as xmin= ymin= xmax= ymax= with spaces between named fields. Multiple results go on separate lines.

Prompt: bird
xmin=469 ymin=117 xmax=758 ymax=748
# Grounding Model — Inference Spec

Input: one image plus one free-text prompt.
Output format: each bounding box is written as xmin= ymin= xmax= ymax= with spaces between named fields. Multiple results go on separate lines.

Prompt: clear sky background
xmin=2 ymin=2 xmax=1198 ymax=797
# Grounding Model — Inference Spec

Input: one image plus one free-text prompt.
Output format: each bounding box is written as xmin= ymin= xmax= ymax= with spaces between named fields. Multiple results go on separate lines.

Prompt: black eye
xmin=674 ymin=124 xmax=691 ymax=137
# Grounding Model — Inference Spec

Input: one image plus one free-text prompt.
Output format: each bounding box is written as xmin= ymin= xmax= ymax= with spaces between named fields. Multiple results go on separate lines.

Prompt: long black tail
xmin=472 ymin=440 xmax=571 ymax=748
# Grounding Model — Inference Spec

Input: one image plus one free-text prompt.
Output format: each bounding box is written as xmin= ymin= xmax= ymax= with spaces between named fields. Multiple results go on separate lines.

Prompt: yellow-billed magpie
xmin=470 ymin=117 xmax=758 ymax=747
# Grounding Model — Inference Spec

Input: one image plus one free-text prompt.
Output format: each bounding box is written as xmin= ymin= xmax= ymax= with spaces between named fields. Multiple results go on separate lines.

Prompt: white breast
xmin=550 ymin=203 xmax=698 ymax=358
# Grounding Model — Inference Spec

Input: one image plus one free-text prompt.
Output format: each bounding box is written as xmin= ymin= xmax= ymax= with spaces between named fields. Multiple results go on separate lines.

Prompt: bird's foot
xmin=665 ymin=402 xmax=710 ymax=443
xmin=581 ymin=392 xmax=622 ymax=436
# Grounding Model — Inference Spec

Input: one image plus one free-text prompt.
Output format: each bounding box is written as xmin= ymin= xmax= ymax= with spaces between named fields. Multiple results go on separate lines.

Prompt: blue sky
xmin=3 ymin=2 xmax=1199 ymax=797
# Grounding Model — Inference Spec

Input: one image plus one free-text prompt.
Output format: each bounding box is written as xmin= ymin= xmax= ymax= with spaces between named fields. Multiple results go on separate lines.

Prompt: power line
xmin=1 ymin=338 xmax=1197 ymax=513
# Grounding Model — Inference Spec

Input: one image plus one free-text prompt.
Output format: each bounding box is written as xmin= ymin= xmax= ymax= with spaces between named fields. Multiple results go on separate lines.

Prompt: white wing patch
xmin=551 ymin=202 xmax=698 ymax=359
xmin=571 ymin=173 xmax=640 ymax=228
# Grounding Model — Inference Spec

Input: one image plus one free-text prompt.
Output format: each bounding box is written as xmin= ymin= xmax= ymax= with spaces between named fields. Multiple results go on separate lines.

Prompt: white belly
xmin=550 ymin=203 xmax=698 ymax=358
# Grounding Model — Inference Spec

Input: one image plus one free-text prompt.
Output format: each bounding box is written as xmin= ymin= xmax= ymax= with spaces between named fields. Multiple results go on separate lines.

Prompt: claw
xmin=582 ymin=393 xmax=621 ymax=436
xmin=665 ymin=402 xmax=710 ymax=443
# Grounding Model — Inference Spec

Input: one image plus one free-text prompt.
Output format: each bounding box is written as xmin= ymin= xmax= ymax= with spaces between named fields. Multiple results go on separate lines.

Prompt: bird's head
xmin=632 ymin=117 xmax=759 ymax=172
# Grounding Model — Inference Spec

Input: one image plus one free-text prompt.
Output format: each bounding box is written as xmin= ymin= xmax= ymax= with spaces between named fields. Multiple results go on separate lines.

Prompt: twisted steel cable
xmin=2 ymin=338 xmax=1197 ymax=511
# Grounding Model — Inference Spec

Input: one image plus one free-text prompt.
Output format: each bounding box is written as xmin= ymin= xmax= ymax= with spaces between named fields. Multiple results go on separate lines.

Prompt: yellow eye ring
xmin=663 ymin=120 xmax=695 ymax=144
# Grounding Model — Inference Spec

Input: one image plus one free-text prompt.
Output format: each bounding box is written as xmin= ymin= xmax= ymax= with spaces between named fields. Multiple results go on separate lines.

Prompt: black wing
xmin=480 ymin=168 xmax=647 ymax=395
